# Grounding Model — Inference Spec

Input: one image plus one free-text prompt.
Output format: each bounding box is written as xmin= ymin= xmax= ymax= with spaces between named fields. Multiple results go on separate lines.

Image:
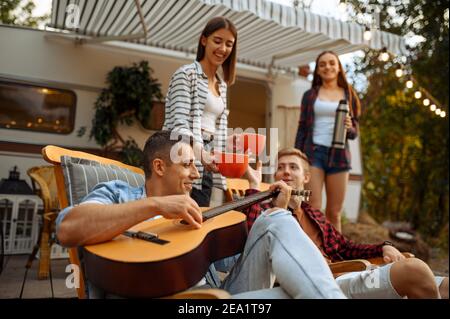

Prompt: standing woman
xmin=163 ymin=17 xmax=237 ymax=207
xmin=295 ymin=51 xmax=361 ymax=231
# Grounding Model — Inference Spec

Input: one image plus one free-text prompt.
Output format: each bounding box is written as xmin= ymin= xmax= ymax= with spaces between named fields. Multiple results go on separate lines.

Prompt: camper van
xmin=0 ymin=0 xmax=408 ymax=255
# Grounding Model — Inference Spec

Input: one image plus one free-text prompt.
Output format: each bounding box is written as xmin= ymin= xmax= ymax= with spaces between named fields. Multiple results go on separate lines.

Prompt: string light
xmin=363 ymin=26 xmax=372 ymax=41
xmin=338 ymin=1 xmax=347 ymax=13
xmin=406 ymin=79 xmax=414 ymax=89
xmin=380 ymin=43 xmax=447 ymax=119
xmin=379 ymin=47 xmax=390 ymax=62
xmin=414 ymin=91 xmax=422 ymax=99
xmin=401 ymin=73 xmax=446 ymax=118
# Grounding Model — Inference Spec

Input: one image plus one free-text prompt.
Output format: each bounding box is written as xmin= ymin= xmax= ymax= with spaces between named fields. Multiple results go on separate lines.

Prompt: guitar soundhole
xmin=174 ymin=218 xmax=212 ymax=227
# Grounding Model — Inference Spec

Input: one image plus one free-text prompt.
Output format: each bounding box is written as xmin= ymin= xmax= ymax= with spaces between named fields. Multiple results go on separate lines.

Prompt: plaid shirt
xmin=294 ymin=88 xmax=360 ymax=169
xmin=243 ymin=189 xmax=384 ymax=262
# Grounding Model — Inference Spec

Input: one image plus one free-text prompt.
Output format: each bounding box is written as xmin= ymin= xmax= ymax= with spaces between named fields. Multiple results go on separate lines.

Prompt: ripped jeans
xmin=219 ymin=208 xmax=346 ymax=299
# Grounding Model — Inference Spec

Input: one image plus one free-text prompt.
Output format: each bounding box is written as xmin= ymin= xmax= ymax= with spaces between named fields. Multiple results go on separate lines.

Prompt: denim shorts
xmin=311 ymin=144 xmax=350 ymax=175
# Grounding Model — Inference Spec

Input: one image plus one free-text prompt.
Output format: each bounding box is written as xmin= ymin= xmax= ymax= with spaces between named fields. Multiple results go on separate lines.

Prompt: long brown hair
xmin=196 ymin=17 xmax=238 ymax=86
xmin=312 ymin=51 xmax=361 ymax=117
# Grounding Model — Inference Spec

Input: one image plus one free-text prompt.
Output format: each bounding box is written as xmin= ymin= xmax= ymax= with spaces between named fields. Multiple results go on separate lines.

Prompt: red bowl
xmin=240 ymin=133 xmax=266 ymax=155
xmin=215 ymin=152 xmax=249 ymax=178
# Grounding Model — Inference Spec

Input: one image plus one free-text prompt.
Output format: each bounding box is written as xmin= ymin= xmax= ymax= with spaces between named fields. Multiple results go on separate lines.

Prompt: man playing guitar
xmin=56 ymin=130 xmax=345 ymax=299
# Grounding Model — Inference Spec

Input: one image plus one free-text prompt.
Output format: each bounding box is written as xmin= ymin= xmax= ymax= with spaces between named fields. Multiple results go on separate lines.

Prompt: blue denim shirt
xmin=56 ymin=180 xmax=222 ymax=298
xmin=55 ymin=180 xmax=145 ymax=235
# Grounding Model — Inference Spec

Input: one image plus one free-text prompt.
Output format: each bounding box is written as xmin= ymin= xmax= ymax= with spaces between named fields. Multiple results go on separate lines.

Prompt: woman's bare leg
xmin=324 ymin=171 xmax=349 ymax=232
xmin=305 ymin=167 xmax=326 ymax=210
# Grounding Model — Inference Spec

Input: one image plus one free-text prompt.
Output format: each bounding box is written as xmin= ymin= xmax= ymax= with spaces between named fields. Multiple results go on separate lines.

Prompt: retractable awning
xmin=49 ymin=0 xmax=408 ymax=70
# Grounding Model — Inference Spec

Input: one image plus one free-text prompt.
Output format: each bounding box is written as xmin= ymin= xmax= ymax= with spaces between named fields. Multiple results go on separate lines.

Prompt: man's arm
xmin=57 ymin=195 xmax=202 ymax=248
xmin=58 ymin=198 xmax=156 ymax=247
xmin=241 ymin=162 xmax=293 ymax=231
xmin=240 ymin=189 xmax=272 ymax=231
xmin=338 ymin=233 xmax=405 ymax=262
xmin=321 ymin=219 xmax=384 ymax=260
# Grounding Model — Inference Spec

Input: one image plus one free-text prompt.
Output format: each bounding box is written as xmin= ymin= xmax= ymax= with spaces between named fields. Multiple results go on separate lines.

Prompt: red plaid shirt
xmin=243 ymin=189 xmax=384 ymax=262
xmin=294 ymin=88 xmax=360 ymax=169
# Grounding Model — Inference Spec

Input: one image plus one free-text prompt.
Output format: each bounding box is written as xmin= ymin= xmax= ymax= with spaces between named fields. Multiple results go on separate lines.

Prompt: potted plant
xmin=78 ymin=61 xmax=163 ymax=167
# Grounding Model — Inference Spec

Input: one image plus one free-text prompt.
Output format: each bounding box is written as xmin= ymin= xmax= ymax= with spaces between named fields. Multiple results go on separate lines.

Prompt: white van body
xmin=0 ymin=25 xmax=362 ymax=221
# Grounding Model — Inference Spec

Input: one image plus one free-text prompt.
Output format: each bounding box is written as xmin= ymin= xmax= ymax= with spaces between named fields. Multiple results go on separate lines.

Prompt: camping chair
xmin=42 ymin=145 xmax=230 ymax=299
xmin=224 ymin=178 xmax=414 ymax=276
xmin=26 ymin=166 xmax=60 ymax=280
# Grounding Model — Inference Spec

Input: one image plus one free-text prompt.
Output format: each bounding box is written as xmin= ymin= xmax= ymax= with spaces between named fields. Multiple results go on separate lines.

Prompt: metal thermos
xmin=332 ymin=100 xmax=349 ymax=149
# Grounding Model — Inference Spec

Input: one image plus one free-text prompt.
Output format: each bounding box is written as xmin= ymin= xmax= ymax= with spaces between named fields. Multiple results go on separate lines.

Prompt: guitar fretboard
xmin=203 ymin=189 xmax=311 ymax=221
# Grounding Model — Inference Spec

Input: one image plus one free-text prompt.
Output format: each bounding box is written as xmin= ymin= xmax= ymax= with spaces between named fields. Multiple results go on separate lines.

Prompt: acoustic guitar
xmin=82 ymin=189 xmax=311 ymax=298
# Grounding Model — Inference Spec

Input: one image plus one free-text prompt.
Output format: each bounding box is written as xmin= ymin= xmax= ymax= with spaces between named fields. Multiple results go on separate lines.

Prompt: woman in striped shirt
xmin=163 ymin=17 xmax=238 ymax=207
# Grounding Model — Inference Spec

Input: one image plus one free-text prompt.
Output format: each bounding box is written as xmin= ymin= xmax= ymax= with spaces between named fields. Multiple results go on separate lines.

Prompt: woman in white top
xmin=163 ymin=17 xmax=237 ymax=206
xmin=295 ymin=51 xmax=361 ymax=231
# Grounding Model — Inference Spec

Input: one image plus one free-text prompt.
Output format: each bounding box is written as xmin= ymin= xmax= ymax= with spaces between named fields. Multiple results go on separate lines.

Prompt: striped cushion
xmin=61 ymin=156 xmax=145 ymax=206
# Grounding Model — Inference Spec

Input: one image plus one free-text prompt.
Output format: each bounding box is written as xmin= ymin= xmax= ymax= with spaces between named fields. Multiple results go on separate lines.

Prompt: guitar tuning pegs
xmin=302 ymin=190 xmax=312 ymax=202
xmin=291 ymin=189 xmax=312 ymax=202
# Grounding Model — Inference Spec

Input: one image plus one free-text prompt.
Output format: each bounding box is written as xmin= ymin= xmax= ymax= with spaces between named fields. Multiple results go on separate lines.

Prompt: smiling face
xmin=274 ymin=155 xmax=310 ymax=190
xmin=201 ymin=28 xmax=235 ymax=67
xmin=163 ymin=143 xmax=200 ymax=195
xmin=316 ymin=52 xmax=341 ymax=83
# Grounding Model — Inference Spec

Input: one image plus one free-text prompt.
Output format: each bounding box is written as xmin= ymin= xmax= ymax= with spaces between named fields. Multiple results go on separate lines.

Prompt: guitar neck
xmin=203 ymin=190 xmax=274 ymax=220
xmin=203 ymin=189 xmax=311 ymax=220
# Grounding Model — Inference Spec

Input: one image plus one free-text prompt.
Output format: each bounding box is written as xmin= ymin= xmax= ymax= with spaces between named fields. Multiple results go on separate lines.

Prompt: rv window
xmin=0 ymin=81 xmax=76 ymax=134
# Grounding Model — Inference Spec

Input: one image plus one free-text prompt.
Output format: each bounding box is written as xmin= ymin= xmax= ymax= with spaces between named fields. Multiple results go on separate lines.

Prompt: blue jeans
xmin=190 ymin=137 xmax=214 ymax=207
xmin=93 ymin=208 xmax=345 ymax=299
xmin=220 ymin=208 xmax=346 ymax=299
xmin=312 ymin=144 xmax=350 ymax=175
xmin=190 ymin=170 xmax=213 ymax=207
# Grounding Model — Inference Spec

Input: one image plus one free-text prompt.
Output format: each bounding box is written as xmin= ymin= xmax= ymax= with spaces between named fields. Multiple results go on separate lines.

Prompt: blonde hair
xmin=277 ymin=148 xmax=310 ymax=173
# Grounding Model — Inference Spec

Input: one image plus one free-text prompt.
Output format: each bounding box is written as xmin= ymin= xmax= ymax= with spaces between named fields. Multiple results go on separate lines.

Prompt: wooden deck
xmin=0 ymin=252 xmax=447 ymax=299
xmin=0 ymin=254 xmax=77 ymax=299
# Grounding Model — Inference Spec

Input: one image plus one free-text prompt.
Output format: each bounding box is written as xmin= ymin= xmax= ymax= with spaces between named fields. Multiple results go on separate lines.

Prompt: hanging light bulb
xmin=441 ymin=111 xmax=446 ymax=118
xmin=406 ymin=79 xmax=414 ymax=89
xmin=379 ymin=47 xmax=390 ymax=62
xmin=395 ymin=68 xmax=403 ymax=78
xmin=363 ymin=26 xmax=372 ymax=41
xmin=430 ymin=104 xmax=437 ymax=112
xmin=338 ymin=1 xmax=347 ymax=13
xmin=423 ymin=99 xmax=430 ymax=106
xmin=436 ymin=108 xmax=441 ymax=115
xmin=414 ymin=91 xmax=422 ymax=99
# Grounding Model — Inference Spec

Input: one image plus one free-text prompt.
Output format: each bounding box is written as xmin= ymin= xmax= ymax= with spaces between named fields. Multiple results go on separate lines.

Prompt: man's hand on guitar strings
xmin=269 ymin=181 xmax=292 ymax=209
xmin=151 ymin=195 xmax=203 ymax=229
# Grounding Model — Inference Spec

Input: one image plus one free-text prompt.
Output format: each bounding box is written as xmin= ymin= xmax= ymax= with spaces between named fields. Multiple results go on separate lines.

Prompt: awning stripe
xmin=117 ymin=0 xmax=146 ymax=35
xmin=151 ymin=1 xmax=202 ymax=45
xmin=152 ymin=2 xmax=210 ymax=47
xmin=180 ymin=8 xmax=235 ymax=51
xmin=97 ymin=0 xmax=120 ymax=36
xmin=147 ymin=0 xmax=189 ymax=42
xmin=49 ymin=0 xmax=409 ymax=69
